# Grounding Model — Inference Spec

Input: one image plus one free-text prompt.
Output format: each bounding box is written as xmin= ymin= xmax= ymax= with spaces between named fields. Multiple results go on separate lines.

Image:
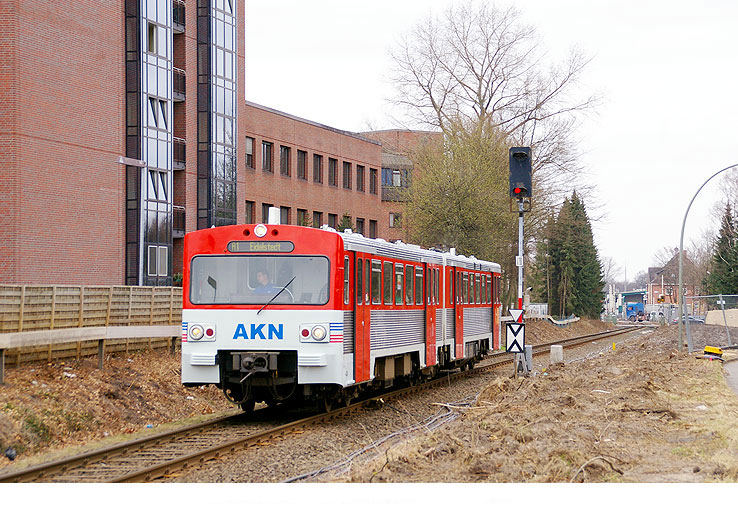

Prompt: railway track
xmin=0 ymin=325 xmax=649 ymax=483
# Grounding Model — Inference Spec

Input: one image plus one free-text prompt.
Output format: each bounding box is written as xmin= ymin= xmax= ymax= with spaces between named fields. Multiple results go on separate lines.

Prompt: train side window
xmin=365 ymin=260 xmax=371 ymax=304
xmin=434 ymin=268 xmax=440 ymax=304
xmin=455 ymin=271 xmax=460 ymax=304
xmin=462 ymin=273 xmax=468 ymax=304
xmin=449 ymin=271 xmax=453 ymax=305
xmin=383 ymin=261 xmax=393 ymax=304
xmin=482 ymin=275 xmax=487 ymax=304
xmin=371 ymin=260 xmax=381 ymax=304
xmin=475 ymin=274 xmax=481 ymax=304
xmin=356 ymin=258 xmax=363 ymax=305
xmin=427 ymin=268 xmax=432 ymax=305
xmin=405 ymin=265 xmax=414 ymax=305
xmin=487 ymin=275 xmax=492 ymax=303
xmin=395 ymin=263 xmax=404 ymax=305
xmin=344 ymin=256 xmax=350 ymax=305
xmin=415 ymin=266 xmax=423 ymax=305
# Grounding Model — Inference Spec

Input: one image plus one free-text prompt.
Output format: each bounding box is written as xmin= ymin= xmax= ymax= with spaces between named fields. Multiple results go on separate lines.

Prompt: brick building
xmin=0 ymin=0 xmax=391 ymax=286
xmin=361 ymin=129 xmax=442 ymax=242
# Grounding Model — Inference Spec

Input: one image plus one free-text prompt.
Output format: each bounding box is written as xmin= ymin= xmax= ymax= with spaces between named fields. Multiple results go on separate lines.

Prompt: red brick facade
xmin=0 ymin=0 xmax=126 ymax=284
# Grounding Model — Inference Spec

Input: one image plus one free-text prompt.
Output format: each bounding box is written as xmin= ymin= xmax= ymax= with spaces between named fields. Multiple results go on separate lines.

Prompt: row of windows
xmin=342 ymin=260 xmax=498 ymax=307
xmin=244 ymin=201 xmax=378 ymax=238
xmin=245 ymin=137 xmax=378 ymax=194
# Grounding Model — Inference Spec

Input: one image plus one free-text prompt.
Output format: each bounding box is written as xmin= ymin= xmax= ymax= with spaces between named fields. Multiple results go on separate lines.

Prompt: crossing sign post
xmin=506 ymin=322 xmax=525 ymax=353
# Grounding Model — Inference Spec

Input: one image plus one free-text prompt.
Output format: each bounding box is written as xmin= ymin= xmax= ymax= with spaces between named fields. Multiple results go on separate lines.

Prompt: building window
xmin=328 ymin=158 xmax=337 ymax=186
xmin=343 ymin=162 xmax=352 ymax=190
xmin=297 ymin=208 xmax=308 ymax=226
xmin=297 ymin=150 xmax=307 ymax=180
xmin=369 ymin=220 xmax=377 ymax=239
xmin=313 ymin=154 xmax=323 ymax=184
xmin=245 ymin=137 xmax=254 ymax=168
xmin=147 ymin=97 xmax=168 ymax=129
xmin=147 ymin=22 xmax=157 ymax=54
xmin=280 ymin=146 xmax=291 ymax=176
xmin=356 ymin=217 xmax=365 ymax=235
xmin=370 ymin=168 xmax=378 ymax=195
xmin=147 ymin=245 xmax=168 ymax=277
xmin=328 ymin=213 xmax=337 ymax=229
xmin=389 ymin=212 xmax=402 ymax=228
xmin=313 ymin=211 xmax=323 ymax=228
xmin=280 ymin=206 xmax=290 ymax=224
xmin=262 ymin=141 xmax=273 ymax=172
xmin=356 ymin=165 xmax=365 ymax=192
xmin=245 ymin=200 xmax=255 ymax=223
xmin=262 ymin=203 xmax=273 ymax=222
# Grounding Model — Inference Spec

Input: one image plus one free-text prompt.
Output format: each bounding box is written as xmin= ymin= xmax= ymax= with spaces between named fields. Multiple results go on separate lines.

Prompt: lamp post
xmin=679 ymin=163 xmax=738 ymax=352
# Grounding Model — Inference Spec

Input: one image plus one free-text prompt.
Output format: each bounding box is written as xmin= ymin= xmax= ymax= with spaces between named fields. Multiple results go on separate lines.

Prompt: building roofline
xmin=360 ymin=128 xmax=441 ymax=135
xmin=244 ymin=100 xmax=381 ymax=146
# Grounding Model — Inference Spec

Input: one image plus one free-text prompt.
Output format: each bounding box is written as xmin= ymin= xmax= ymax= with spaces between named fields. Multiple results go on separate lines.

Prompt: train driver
xmin=254 ymin=270 xmax=277 ymax=295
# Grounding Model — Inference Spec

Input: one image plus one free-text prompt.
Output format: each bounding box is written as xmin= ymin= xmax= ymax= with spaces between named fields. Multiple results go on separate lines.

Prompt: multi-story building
xmin=0 ymin=0 xmax=390 ymax=287
xmin=361 ymin=129 xmax=442 ymax=242
xmin=0 ymin=0 xmax=245 ymax=286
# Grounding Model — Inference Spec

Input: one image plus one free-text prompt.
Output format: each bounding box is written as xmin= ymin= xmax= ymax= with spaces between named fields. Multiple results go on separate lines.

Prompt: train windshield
xmin=189 ymin=255 xmax=330 ymax=305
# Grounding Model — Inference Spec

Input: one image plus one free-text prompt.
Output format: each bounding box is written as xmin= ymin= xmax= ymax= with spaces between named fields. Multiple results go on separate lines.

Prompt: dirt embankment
xmin=338 ymin=325 xmax=738 ymax=482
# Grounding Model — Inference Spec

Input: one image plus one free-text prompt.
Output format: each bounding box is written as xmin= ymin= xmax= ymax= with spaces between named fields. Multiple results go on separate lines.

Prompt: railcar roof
xmin=332 ymin=227 xmax=501 ymax=273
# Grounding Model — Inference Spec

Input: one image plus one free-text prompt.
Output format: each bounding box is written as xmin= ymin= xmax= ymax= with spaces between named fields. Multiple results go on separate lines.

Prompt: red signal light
xmin=514 ymin=187 xmax=522 ymax=194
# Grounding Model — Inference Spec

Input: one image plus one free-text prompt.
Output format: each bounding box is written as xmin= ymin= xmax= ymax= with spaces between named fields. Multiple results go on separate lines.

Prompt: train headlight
xmin=189 ymin=324 xmax=205 ymax=341
xmin=311 ymin=325 xmax=327 ymax=341
xmin=254 ymin=224 xmax=268 ymax=237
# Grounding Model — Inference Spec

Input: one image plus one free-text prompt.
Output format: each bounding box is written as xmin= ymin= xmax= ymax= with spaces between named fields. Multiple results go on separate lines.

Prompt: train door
xmin=492 ymin=273 xmax=501 ymax=349
xmin=455 ymin=269 xmax=465 ymax=360
xmin=424 ymin=264 xmax=436 ymax=367
xmin=353 ymin=253 xmax=371 ymax=383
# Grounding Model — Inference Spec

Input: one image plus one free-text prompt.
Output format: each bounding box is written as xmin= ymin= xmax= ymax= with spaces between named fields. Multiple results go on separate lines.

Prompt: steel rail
xmin=0 ymin=325 xmax=644 ymax=483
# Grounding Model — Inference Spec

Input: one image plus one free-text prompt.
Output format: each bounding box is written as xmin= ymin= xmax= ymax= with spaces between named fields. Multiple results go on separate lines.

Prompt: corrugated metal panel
xmin=463 ymin=307 xmax=492 ymax=337
xmin=370 ymin=309 xmax=424 ymax=350
xmin=190 ymin=353 xmax=216 ymax=366
xmin=446 ymin=308 xmax=455 ymax=338
xmin=298 ymin=354 xmax=327 ymax=366
xmin=343 ymin=311 xmax=354 ymax=354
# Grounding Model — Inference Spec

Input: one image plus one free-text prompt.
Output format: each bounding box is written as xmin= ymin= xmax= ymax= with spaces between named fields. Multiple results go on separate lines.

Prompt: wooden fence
xmin=0 ymin=285 xmax=183 ymax=371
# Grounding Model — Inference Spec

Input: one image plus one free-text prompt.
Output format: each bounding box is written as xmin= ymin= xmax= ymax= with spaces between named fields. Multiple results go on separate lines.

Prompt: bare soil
xmin=2 ymin=320 xmax=737 ymax=483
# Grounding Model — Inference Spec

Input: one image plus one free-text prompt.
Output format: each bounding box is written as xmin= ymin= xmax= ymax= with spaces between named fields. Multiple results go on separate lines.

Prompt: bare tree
xmin=390 ymin=1 xmax=598 ymax=211
xmin=601 ymin=256 xmax=621 ymax=286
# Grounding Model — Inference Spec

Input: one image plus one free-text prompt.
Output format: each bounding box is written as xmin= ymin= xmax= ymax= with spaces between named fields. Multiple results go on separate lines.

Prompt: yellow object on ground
xmin=704 ymin=346 xmax=723 ymax=357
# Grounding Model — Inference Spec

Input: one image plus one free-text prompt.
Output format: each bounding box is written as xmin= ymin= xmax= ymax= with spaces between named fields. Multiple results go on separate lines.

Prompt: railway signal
xmin=509 ymin=147 xmax=532 ymax=198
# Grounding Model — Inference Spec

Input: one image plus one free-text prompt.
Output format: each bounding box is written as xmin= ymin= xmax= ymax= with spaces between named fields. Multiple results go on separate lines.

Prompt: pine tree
xmin=707 ymin=204 xmax=738 ymax=294
xmin=546 ymin=193 xmax=604 ymax=318
xmin=337 ymin=213 xmax=355 ymax=232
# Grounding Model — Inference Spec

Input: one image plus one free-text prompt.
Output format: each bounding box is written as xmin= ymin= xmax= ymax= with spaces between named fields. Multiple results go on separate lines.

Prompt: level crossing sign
xmin=506 ymin=322 xmax=525 ymax=353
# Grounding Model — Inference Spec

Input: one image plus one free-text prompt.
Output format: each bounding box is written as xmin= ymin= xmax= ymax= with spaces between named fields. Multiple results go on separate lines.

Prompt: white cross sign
xmin=506 ymin=322 xmax=525 ymax=353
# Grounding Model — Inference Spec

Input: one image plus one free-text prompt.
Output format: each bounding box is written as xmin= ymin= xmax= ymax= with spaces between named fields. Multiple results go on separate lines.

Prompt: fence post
xmin=98 ymin=339 xmax=105 ymax=370
xmin=106 ymin=286 xmax=113 ymax=326
xmin=18 ymin=285 xmax=26 ymax=332
xmin=78 ymin=286 xmax=85 ymax=327
xmin=50 ymin=286 xmax=57 ymax=329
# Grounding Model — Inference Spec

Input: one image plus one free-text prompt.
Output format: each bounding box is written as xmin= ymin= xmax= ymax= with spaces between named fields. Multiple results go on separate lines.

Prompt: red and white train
xmin=181 ymin=223 xmax=502 ymax=411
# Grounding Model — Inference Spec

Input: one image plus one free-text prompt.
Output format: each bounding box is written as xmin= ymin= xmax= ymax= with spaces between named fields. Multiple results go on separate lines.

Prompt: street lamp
xmin=678 ymin=163 xmax=738 ymax=352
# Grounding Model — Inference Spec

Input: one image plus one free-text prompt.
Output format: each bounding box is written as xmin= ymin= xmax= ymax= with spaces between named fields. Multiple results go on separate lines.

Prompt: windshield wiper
xmin=257 ymin=276 xmax=296 ymax=315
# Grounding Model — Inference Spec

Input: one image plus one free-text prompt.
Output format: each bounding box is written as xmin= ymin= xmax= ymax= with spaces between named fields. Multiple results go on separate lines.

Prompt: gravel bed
xmin=166 ymin=326 xmax=647 ymax=483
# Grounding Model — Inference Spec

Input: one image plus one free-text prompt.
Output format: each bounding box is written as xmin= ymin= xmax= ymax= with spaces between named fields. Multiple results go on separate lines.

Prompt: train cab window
xmin=395 ymin=263 xmax=404 ymax=305
xmin=383 ymin=261 xmax=393 ymax=304
xmin=405 ymin=265 xmax=414 ymax=305
xmin=365 ymin=260 xmax=371 ymax=304
xmin=476 ymin=274 xmax=481 ymax=304
xmin=434 ymin=268 xmax=440 ymax=305
xmin=371 ymin=260 xmax=381 ymax=304
xmin=356 ymin=258 xmax=363 ymax=305
xmin=344 ymin=256 xmax=350 ymax=305
xmin=415 ymin=267 xmax=423 ymax=305
xmin=455 ymin=271 xmax=460 ymax=304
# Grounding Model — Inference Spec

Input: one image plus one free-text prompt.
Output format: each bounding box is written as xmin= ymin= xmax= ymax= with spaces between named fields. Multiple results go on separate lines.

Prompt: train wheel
xmin=320 ymin=394 xmax=333 ymax=413
xmin=240 ymin=399 xmax=255 ymax=413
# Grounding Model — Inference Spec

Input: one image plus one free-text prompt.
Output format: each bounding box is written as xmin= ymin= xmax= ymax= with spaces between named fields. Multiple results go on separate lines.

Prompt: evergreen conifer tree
xmin=707 ymin=204 xmax=738 ymax=294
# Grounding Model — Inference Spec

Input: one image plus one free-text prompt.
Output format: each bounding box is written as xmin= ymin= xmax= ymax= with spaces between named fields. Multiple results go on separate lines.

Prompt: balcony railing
xmin=173 ymin=67 xmax=185 ymax=102
xmin=173 ymin=206 xmax=185 ymax=238
xmin=173 ymin=137 xmax=186 ymax=170
xmin=173 ymin=0 xmax=185 ymax=33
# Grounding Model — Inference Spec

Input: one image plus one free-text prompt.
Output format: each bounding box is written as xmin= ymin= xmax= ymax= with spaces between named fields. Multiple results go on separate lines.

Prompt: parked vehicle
xmin=626 ymin=302 xmax=645 ymax=322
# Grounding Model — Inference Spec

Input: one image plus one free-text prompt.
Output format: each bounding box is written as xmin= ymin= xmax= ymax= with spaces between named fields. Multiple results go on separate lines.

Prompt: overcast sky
xmin=244 ymin=0 xmax=738 ymax=283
